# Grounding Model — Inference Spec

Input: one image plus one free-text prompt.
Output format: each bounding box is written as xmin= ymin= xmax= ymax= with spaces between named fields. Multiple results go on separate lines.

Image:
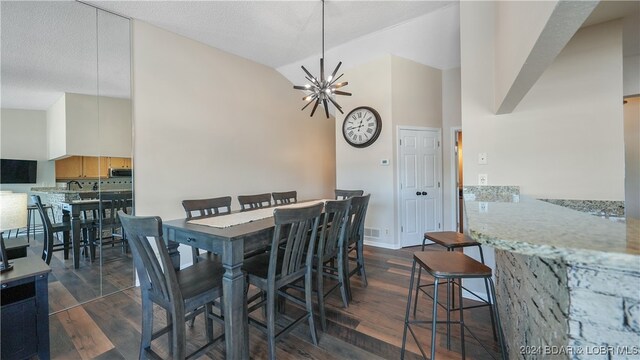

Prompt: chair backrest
xmin=31 ymin=195 xmax=55 ymax=263
xmin=118 ymin=211 xmax=181 ymax=307
xmin=269 ymin=203 xmax=322 ymax=281
xmin=182 ymin=196 xmax=232 ymax=219
xmin=272 ymin=191 xmax=297 ymax=205
xmin=100 ymin=191 xmax=132 ymax=226
xmin=346 ymin=194 xmax=370 ymax=246
xmin=238 ymin=193 xmax=272 ymax=211
xmin=317 ymin=199 xmax=351 ymax=262
xmin=335 ymin=189 xmax=364 ymax=200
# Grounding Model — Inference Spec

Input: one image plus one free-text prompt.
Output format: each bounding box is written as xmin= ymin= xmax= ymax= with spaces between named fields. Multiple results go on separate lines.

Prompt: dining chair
xmin=96 ymin=191 xmax=132 ymax=255
xmin=182 ymin=196 xmax=232 ymax=264
xmin=271 ymin=191 xmax=297 ymax=205
xmin=118 ymin=211 xmax=225 ymax=360
xmin=314 ymin=198 xmax=351 ymax=330
xmin=344 ymin=194 xmax=371 ymax=301
xmin=334 ymin=189 xmax=364 ymax=200
xmin=238 ymin=193 xmax=272 ymax=211
xmin=31 ymin=195 xmax=95 ymax=265
xmin=243 ymin=203 xmax=323 ymax=360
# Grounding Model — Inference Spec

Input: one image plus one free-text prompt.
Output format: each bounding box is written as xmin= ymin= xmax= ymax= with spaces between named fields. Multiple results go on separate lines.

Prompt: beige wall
xmin=461 ymin=4 xmax=625 ymax=200
xmin=47 ymin=95 xmax=67 ymax=159
xmin=624 ymin=97 xmax=640 ymax=219
xmin=442 ymin=68 xmax=461 ymax=231
xmin=337 ymin=56 xmax=394 ymax=247
xmin=494 ymin=1 xmax=557 ymax=111
xmin=132 ymin=20 xmax=336 ymax=260
xmin=336 ymin=55 xmax=443 ymax=248
xmin=1 ymin=108 xmax=56 ymax=191
xmin=624 ymin=55 xmax=640 ymax=97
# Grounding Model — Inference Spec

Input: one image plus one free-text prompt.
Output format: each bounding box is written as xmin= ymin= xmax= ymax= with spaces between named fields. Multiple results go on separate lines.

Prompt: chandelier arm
xmin=334 ymin=90 xmax=352 ymax=96
xmin=328 ymin=73 xmax=344 ymax=86
xmin=327 ymin=96 xmax=344 ymax=113
xmin=333 ymin=81 xmax=348 ymax=89
xmin=301 ymin=66 xmax=319 ymax=84
xmin=301 ymin=95 xmax=318 ymax=111
xmin=310 ymin=99 xmax=321 ymax=117
xmin=322 ymin=98 xmax=330 ymax=118
xmin=294 ymin=85 xmax=310 ymax=90
xmin=329 ymin=62 xmax=342 ymax=81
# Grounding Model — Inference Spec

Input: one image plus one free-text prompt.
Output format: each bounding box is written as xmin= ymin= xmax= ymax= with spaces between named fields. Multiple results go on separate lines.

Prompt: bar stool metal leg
xmin=458 ymin=277 xmax=466 ymax=360
xmin=430 ymin=278 xmax=439 ymax=360
xmin=401 ymin=260 xmax=417 ymax=360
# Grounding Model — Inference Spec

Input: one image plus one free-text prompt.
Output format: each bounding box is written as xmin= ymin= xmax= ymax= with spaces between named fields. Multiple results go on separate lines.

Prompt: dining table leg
xmin=64 ymin=208 xmax=81 ymax=269
xmin=221 ymin=239 xmax=248 ymax=360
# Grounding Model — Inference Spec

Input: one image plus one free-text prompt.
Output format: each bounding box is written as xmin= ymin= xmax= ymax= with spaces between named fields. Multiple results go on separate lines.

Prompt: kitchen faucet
xmin=66 ymin=180 xmax=83 ymax=190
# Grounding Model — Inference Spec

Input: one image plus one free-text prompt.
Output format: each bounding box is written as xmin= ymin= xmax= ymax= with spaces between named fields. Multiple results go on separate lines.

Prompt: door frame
xmin=450 ymin=126 xmax=462 ymax=232
xmin=396 ymin=125 xmax=443 ymax=248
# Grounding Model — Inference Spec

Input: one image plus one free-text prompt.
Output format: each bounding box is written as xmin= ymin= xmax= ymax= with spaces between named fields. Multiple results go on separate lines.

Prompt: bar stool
xmin=14 ymin=204 xmax=55 ymax=242
xmin=414 ymin=231 xmax=497 ymax=341
xmin=401 ymin=251 xmax=506 ymax=360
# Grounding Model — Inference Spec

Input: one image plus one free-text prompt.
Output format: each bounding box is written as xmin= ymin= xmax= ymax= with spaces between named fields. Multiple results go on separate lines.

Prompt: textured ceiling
xmin=88 ymin=1 xmax=455 ymax=68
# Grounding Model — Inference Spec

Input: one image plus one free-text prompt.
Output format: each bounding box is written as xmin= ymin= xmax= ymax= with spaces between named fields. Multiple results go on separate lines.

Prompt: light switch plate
xmin=478 ymin=174 xmax=488 ymax=186
xmin=380 ymin=159 xmax=390 ymax=166
xmin=478 ymin=152 xmax=487 ymax=164
xmin=479 ymin=202 xmax=489 ymax=213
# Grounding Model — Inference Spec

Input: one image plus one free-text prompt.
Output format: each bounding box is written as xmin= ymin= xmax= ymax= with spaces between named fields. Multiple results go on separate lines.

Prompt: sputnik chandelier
xmin=293 ymin=0 xmax=351 ymax=118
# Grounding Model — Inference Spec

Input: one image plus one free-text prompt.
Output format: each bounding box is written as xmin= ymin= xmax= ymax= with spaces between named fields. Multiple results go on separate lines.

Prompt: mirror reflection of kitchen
xmin=0 ymin=1 xmax=133 ymax=312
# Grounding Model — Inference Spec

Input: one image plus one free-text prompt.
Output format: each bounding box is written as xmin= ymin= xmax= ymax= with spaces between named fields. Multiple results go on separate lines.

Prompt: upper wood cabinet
xmin=55 ymin=156 xmax=83 ymax=179
xmin=55 ymin=156 xmax=124 ymax=179
xmin=109 ymin=157 xmax=132 ymax=169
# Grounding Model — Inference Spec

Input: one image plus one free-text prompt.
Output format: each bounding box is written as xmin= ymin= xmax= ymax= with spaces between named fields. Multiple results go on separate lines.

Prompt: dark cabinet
xmin=0 ymin=257 xmax=51 ymax=360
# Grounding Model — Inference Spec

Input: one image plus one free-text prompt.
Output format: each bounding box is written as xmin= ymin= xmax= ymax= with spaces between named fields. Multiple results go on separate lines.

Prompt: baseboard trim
xmin=364 ymin=239 xmax=401 ymax=249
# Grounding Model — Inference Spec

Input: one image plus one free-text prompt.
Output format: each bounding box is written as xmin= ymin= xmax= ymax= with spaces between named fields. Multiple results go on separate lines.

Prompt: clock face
xmin=342 ymin=106 xmax=382 ymax=148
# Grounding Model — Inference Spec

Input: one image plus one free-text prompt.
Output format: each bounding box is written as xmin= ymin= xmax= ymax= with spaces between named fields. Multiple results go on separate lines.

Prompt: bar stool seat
xmin=414 ymin=231 xmax=496 ymax=342
xmin=401 ymin=251 xmax=506 ymax=360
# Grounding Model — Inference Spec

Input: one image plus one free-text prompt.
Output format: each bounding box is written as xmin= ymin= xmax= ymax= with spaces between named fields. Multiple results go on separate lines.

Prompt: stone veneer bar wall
xmin=495 ymin=250 xmax=569 ymax=357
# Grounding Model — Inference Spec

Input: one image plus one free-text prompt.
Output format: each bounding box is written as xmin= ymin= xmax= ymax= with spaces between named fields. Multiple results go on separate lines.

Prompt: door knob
xmin=422 ymin=191 xmax=428 ymax=196
xmin=416 ymin=192 xmax=421 ymax=196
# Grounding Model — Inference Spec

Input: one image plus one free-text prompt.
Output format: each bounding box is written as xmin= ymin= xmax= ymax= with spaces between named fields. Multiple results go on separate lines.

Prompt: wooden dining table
xmin=61 ymin=199 xmax=101 ymax=269
xmin=162 ymin=200 xmax=327 ymax=360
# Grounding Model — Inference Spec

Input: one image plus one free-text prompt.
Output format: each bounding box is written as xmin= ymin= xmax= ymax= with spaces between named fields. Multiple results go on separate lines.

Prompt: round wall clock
xmin=342 ymin=106 xmax=382 ymax=148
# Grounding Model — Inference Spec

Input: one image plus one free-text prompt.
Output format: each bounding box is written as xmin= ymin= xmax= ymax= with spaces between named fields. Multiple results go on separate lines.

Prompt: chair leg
xmin=140 ymin=294 xmax=153 ymax=359
xmin=412 ymin=268 xmax=422 ymax=318
xmin=489 ymin=278 xmax=508 ymax=360
xmin=357 ymin=240 xmax=367 ymax=286
xmin=205 ymin=303 xmax=214 ymax=343
xmin=337 ymin=250 xmax=349 ymax=308
xmin=400 ymin=260 xmax=418 ymax=360
xmin=63 ymin=231 xmax=70 ymax=259
xmin=344 ymin=246 xmax=353 ymax=302
xmin=458 ymin=277 xmax=466 ymax=360
xmin=166 ymin=309 xmax=174 ymax=355
xmin=430 ymin=278 xmax=439 ymax=360
xmin=317 ymin=262 xmax=327 ymax=331
xmin=306 ymin=271 xmax=318 ymax=345
xmin=267 ymin=287 xmax=277 ymax=360
xmin=172 ymin=306 xmax=186 ymax=360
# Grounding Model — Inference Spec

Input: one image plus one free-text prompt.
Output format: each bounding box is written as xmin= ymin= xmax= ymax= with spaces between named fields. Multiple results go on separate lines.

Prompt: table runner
xmin=187 ymin=199 xmax=330 ymax=228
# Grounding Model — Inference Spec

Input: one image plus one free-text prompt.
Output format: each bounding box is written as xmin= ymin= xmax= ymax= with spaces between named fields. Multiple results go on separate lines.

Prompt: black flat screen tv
xmin=1 ymin=159 xmax=37 ymax=184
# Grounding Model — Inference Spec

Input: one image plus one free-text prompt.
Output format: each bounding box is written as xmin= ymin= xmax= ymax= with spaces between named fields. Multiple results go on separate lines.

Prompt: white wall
xmin=1 ymin=108 xmax=56 ymax=192
xmin=442 ymin=68 xmax=461 ymax=231
xmin=461 ymin=11 xmax=625 ymax=200
xmin=132 ymin=21 xmax=336 ymax=265
xmin=336 ymin=55 xmax=443 ymax=248
xmin=624 ymin=97 xmax=640 ymax=219
xmin=47 ymin=95 xmax=67 ymax=160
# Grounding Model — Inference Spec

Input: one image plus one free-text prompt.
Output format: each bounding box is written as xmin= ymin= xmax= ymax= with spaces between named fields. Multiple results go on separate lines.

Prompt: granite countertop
xmin=31 ymin=187 xmax=130 ymax=194
xmin=465 ymin=195 xmax=639 ymax=270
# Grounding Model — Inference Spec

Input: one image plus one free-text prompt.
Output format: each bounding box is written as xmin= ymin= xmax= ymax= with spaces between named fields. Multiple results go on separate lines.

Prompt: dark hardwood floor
xmin=42 ymin=244 xmax=501 ymax=359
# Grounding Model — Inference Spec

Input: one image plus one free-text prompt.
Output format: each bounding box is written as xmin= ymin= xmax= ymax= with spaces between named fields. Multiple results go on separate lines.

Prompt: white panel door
xmin=399 ymin=128 xmax=441 ymax=247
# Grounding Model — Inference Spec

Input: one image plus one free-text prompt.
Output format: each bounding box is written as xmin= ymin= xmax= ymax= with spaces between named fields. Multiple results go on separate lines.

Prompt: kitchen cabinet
xmin=82 ymin=156 xmax=109 ymax=178
xmin=55 ymin=156 xmax=109 ymax=179
xmin=109 ymin=157 xmax=131 ymax=169
xmin=55 ymin=156 xmax=83 ymax=179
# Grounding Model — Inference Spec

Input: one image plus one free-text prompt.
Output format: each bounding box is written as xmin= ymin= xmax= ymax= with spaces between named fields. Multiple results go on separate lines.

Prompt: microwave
xmin=109 ymin=168 xmax=132 ymax=177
